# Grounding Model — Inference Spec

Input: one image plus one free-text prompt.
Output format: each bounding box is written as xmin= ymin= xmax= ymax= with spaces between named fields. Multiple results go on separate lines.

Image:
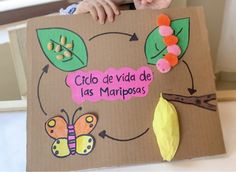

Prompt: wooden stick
xmin=162 ymin=93 xmax=217 ymax=111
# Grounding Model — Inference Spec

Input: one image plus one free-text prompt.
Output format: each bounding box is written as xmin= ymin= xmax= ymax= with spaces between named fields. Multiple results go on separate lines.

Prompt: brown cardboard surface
xmin=27 ymin=7 xmax=225 ymax=171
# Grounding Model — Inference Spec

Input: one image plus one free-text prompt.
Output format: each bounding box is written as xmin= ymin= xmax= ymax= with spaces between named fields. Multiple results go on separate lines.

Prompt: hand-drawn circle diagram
xmin=35 ymin=14 xmax=218 ymax=161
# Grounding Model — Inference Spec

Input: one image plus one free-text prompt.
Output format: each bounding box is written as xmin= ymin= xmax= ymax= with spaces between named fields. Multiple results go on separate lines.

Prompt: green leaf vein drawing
xmin=145 ymin=18 xmax=190 ymax=65
xmin=37 ymin=28 xmax=88 ymax=72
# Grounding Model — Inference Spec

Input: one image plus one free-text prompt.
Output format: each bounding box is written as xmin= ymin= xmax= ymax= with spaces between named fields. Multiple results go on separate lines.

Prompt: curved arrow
xmin=182 ymin=60 xmax=197 ymax=95
xmin=99 ymin=128 xmax=149 ymax=142
xmin=37 ymin=64 xmax=49 ymax=116
xmin=89 ymin=32 xmax=138 ymax=42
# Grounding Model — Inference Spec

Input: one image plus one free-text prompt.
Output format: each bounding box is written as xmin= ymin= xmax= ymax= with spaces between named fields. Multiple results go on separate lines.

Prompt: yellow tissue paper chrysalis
xmin=153 ymin=93 xmax=180 ymax=161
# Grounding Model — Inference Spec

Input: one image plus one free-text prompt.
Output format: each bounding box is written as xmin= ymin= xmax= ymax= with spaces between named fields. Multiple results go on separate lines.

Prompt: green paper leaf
xmin=145 ymin=18 xmax=190 ymax=65
xmin=37 ymin=28 xmax=88 ymax=72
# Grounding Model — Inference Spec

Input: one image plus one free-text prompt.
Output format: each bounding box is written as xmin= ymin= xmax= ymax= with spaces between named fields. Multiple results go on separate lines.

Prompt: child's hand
xmin=75 ymin=0 xmax=120 ymax=24
xmin=134 ymin=0 xmax=172 ymax=9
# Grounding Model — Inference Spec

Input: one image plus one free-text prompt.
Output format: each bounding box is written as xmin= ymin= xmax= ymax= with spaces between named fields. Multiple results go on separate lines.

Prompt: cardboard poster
xmin=27 ymin=7 xmax=225 ymax=171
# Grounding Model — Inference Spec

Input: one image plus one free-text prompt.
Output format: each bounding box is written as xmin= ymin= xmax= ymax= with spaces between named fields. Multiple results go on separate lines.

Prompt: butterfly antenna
xmin=72 ymin=107 xmax=82 ymax=124
xmin=60 ymin=109 xmax=70 ymax=124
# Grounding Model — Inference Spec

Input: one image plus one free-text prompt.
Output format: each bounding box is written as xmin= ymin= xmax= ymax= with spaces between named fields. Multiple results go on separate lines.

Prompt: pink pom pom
xmin=159 ymin=26 xmax=173 ymax=37
xmin=167 ymin=45 xmax=181 ymax=56
xmin=156 ymin=59 xmax=171 ymax=73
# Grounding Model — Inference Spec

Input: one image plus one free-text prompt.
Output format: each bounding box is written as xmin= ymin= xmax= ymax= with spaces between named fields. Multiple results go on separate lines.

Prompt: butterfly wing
xmin=52 ymin=138 xmax=70 ymax=158
xmin=45 ymin=116 xmax=68 ymax=139
xmin=74 ymin=113 xmax=98 ymax=136
xmin=76 ymin=134 xmax=95 ymax=155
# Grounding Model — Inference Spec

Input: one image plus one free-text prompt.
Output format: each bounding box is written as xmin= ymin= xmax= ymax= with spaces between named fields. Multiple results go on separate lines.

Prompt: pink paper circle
xmin=167 ymin=44 xmax=181 ymax=56
xmin=156 ymin=59 xmax=171 ymax=73
xmin=159 ymin=26 xmax=173 ymax=37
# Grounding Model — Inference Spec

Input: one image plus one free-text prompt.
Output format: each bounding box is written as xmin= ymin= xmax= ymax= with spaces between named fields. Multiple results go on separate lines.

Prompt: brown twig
xmin=162 ymin=93 xmax=217 ymax=111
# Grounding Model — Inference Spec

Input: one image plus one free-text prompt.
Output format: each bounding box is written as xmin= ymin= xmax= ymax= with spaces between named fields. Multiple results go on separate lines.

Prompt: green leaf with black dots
xmin=37 ymin=28 xmax=88 ymax=72
xmin=145 ymin=18 xmax=190 ymax=65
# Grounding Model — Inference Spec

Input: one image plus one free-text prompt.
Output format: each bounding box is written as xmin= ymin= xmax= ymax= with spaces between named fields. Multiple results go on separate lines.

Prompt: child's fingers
xmin=88 ymin=5 xmax=98 ymax=21
xmin=74 ymin=0 xmax=120 ymax=24
xmin=74 ymin=2 xmax=87 ymax=14
xmin=141 ymin=0 xmax=153 ymax=4
xmin=92 ymin=1 xmax=106 ymax=24
xmin=98 ymin=0 xmax=114 ymax=22
xmin=75 ymin=2 xmax=98 ymax=21
xmin=104 ymin=0 xmax=120 ymax=15
xmin=141 ymin=0 xmax=148 ymax=5
xmin=134 ymin=0 xmax=172 ymax=9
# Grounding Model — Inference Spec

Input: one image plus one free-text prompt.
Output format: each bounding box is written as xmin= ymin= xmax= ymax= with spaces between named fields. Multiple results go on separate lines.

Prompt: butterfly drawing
xmin=45 ymin=107 xmax=98 ymax=158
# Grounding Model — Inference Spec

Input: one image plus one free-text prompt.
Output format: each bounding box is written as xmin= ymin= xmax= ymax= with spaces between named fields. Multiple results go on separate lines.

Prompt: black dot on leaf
xmin=84 ymin=149 xmax=87 ymax=153
xmin=57 ymin=140 xmax=60 ymax=144
xmin=88 ymin=138 xmax=92 ymax=143
xmin=55 ymin=150 xmax=59 ymax=155
xmin=87 ymin=145 xmax=91 ymax=149
xmin=53 ymin=146 xmax=56 ymax=149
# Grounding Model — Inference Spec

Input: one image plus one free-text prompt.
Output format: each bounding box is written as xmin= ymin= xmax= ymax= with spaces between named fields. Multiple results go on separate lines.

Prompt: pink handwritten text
xmin=66 ymin=66 xmax=153 ymax=104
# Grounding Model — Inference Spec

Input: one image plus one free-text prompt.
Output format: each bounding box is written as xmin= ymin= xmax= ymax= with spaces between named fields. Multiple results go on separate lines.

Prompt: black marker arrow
xmin=99 ymin=128 xmax=149 ymax=142
xmin=89 ymin=32 xmax=138 ymax=42
xmin=182 ymin=60 xmax=197 ymax=95
xmin=37 ymin=64 xmax=49 ymax=116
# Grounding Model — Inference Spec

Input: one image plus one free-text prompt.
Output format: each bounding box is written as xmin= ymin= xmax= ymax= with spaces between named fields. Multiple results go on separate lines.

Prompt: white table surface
xmin=0 ymin=101 xmax=236 ymax=172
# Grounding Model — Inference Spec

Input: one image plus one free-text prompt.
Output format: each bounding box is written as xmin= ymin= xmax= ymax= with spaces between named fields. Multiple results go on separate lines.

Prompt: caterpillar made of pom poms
xmin=156 ymin=14 xmax=182 ymax=73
